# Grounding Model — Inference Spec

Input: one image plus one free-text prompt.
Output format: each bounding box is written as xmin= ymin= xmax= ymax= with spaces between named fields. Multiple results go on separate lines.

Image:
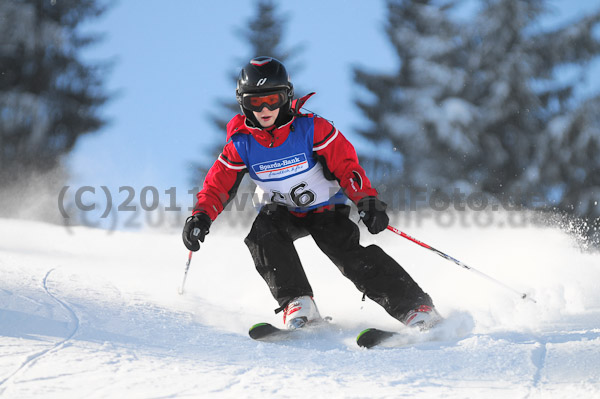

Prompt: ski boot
xmin=402 ymin=305 xmax=442 ymax=330
xmin=283 ymin=296 xmax=321 ymax=329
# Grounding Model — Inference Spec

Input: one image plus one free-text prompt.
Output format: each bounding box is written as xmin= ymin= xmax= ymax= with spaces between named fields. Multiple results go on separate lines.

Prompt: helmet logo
xmin=257 ymin=78 xmax=267 ymax=86
xmin=251 ymin=57 xmax=272 ymax=66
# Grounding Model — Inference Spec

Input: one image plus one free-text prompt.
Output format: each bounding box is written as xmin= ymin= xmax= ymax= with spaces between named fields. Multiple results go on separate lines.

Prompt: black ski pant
xmin=244 ymin=204 xmax=433 ymax=322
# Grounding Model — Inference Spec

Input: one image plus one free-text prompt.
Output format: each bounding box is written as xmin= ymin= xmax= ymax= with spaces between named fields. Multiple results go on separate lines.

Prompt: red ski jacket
xmin=193 ymin=93 xmax=378 ymax=221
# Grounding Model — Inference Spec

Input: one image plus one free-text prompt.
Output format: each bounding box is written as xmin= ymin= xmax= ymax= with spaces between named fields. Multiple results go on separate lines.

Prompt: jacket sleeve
xmin=192 ymin=141 xmax=246 ymax=221
xmin=312 ymin=117 xmax=378 ymax=204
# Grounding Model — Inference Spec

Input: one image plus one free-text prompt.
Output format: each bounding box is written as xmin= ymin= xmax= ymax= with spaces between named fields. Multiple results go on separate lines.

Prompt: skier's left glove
xmin=357 ymin=197 xmax=389 ymax=234
xmin=182 ymin=213 xmax=212 ymax=251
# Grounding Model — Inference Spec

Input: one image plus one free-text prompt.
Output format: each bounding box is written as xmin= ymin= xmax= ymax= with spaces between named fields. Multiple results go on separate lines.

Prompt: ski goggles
xmin=241 ymin=91 xmax=287 ymax=112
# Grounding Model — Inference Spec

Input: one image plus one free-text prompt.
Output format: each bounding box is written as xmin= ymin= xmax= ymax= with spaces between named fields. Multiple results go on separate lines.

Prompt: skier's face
xmin=253 ymin=106 xmax=280 ymax=128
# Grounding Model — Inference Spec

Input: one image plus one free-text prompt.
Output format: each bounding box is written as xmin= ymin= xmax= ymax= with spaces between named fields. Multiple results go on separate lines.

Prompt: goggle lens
xmin=243 ymin=92 xmax=286 ymax=111
xmin=250 ymin=94 xmax=280 ymax=107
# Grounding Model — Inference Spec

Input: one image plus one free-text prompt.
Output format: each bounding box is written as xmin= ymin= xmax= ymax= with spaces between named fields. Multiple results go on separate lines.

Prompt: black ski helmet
xmin=236 ymin=56 xmax=294 ymax=127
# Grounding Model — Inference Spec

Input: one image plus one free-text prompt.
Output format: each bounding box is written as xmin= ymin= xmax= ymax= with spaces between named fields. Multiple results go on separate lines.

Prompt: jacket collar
xmin=225 ymin=113 xmax=295 ymax=141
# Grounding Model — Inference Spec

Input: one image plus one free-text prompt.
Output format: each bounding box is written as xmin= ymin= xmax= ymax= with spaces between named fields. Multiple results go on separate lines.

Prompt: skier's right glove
xmin=182 ymin=213 xmax=212 ymax=251
xmin=357 ymin=197 xmax=389 ymax=234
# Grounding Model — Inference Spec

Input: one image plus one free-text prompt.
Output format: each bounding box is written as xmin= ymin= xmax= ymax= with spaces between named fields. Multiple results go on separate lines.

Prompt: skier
xmin=183 ymin=56 xmax=441 ymax=330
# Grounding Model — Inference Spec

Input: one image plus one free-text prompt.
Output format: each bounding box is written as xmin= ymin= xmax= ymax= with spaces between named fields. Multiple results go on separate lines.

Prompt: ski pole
xmin=386 ymin=225 xmax=536 ymax=303
xmin=178 ymin=250 xmax=194 ymax=295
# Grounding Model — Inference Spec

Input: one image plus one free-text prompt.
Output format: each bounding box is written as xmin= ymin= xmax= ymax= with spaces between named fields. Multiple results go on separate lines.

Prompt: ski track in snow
xmin=0 ymin=268 xmax=80 ymax=395
xmin=530 ymin=338 xmax=548 ymax=391
xmin=1 ymin=215 xmax=600 ymax=398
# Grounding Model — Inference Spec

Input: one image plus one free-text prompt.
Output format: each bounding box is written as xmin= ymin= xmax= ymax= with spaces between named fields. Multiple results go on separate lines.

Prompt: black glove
xmin=182 ymin=213 xmax=212 ymax=251
xmin=357 ymin=197 xmax=389 ymax=234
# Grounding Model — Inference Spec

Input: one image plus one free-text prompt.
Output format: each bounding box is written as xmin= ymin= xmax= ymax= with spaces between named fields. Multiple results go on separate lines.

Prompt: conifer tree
xmin=0 ymin=0 xmax=110 ymax=219
xmin=191 ymin=0 xmax=302 ymax=184
xmin=353 ymin=0 xmax=600 ymax=240
xmin=0 ymin=0 xmax=109 ymax=186
xmin=353 ymin=0 xmax=466 ymax=195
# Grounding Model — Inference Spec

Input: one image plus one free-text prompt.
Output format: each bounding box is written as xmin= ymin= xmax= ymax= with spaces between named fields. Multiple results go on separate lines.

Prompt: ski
xmin=248 ymin=322 xmax=293 ymax=341
xmin=356 ymin=328 xmax=397 ymax=349
xmin=356 ymin=317 xmax=467 ymax=349
xmin=249 ymin=317 xmax=333 ymax=342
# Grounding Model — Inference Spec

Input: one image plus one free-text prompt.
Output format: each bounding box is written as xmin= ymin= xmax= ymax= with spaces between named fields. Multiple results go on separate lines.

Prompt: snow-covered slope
xmin=1 ymin=214 xmax=599 ymax=398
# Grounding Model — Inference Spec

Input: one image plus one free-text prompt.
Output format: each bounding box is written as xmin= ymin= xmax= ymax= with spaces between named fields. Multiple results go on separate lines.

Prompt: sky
xmin=69 ymin=0 xmax=600 ymax=221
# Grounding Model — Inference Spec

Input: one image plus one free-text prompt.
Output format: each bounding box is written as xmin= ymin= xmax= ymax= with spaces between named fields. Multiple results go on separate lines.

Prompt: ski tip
xmin=356 ymin=328 xmax=395 ymax=349
xmin=356 ymin=328 xmax=375 ymax=342
xmin=356 ymin=328 xmax=379 ymax=349
xmin=249 ymin=322 xmax=270 ymax=331
xmin=249 ymin=322 xmax=283 ymax=340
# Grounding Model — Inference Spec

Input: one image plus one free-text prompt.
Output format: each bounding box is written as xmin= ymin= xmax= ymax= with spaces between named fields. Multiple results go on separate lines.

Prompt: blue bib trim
xmin=232 ymin=117 xmax=347 ymax=212
xmin=233 ymin=117 xmax=316 ymax=182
